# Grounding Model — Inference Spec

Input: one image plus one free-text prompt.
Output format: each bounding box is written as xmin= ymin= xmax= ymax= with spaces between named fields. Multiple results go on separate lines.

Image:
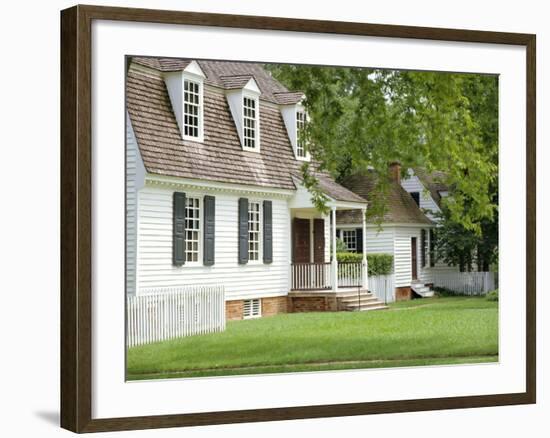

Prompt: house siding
xmin=338 ymin=223 xmax=452 ymax=287
xmin=366 ymin=227 xmax=394 ymax=255
xmin=401 ymin=171 xmax=459 ymax=275
xmin=135 ymin=184 xmax=291 ymax=301
xmin=126 ymin=115 xmax=146 ymax=296
xmin=401 ymin=173 xmax=441 ymax=221
xmin=393 ymin=227 xmax=433 ymax=287
xmin=336 ymin=224 xmax=394 ymax=255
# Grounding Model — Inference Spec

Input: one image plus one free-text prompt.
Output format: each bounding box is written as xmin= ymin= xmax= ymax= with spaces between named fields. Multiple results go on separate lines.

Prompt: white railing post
xmin=361 ymin=207 xmax=368 ymax=291
xmin=331 ymin=206 xmax=338 ymax=292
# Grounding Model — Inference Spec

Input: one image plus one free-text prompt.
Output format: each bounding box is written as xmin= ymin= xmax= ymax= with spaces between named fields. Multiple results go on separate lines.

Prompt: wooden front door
xmin=292 ymin=218 xmax=311 ymax=263
xmin=313 ymin=219 xmax=325 ymax=263
xmin=411 ymin=237 xmax=418 ymax=280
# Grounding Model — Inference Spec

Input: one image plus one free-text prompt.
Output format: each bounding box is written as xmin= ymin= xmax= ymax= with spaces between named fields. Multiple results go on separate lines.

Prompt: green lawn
xmin=127 ymin=296 xmax=498 ymax=380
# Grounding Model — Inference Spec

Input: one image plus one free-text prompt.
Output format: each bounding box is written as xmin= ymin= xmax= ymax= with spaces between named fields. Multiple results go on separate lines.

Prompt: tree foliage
xmin=433 ymin=74 xmax=499 ymax=270
xmin=266 ymin=64 xmax=498 ymax=234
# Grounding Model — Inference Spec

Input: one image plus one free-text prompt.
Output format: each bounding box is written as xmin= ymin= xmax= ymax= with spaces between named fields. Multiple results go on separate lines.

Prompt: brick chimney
xmin=389 ymin=162 xmax=402 ymax=184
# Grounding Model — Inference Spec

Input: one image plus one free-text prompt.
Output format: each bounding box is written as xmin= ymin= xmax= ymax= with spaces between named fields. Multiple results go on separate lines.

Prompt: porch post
xmin=361 ymin=207 xmax=369 ymax=291
xmin=331 ymin=206 xmax=338 ymax=292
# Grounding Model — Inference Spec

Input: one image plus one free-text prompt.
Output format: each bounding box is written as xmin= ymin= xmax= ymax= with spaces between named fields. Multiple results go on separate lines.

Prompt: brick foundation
xmin=225 ymin=300 xmax=244 ymax=321
xmin=225 ymin=296 xmax=289 ymax=320
xmin=288 ymin=295 xmax=338 ymax=313
xmin=262 ymin=296 xmax=289 ymax=317
xmin=395 ymin=286 xmax=412 ymax=301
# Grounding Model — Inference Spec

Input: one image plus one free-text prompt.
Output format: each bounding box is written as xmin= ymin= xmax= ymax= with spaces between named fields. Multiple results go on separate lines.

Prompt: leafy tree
xmin=433 ymin=74 xmax=499 ymax=271
xmin=266 ymin=64 xmax=498 ymax=234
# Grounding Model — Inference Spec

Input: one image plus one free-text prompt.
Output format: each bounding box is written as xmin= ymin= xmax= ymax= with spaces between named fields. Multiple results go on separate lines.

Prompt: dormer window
xmin=224 ymin=77 xmax=261 ymax=152
xmin=276 ymin=93 xmax=310 ymax=161
xmin=243 ymin=96 xmax=258 ymax=149
xmin=296 ymin=110 xmax=306 ymax=158
xmin=163 ymin=60 xmax=205 ymax=142
xmin=183 ymin=79 xmax=201 ymax=138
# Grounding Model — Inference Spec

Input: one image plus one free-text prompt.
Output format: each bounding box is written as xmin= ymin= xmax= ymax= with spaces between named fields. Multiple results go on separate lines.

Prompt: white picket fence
xmin=432 ymin=271 xmax=496 ymax=295
xmin=369 ymin=274 xmax=395 ymax=303
xmin=127 ymin=285 xmax=225 ymax=347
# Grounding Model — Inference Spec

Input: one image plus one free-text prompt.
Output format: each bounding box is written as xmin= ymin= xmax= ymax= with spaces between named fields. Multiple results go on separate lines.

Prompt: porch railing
xmin=337 ymin=262 xmax=363 ymax=288
xmin=291 ymin=262 xmax=365 ymax=290
xmin=291 ymin=263 xmax=331 ymax=290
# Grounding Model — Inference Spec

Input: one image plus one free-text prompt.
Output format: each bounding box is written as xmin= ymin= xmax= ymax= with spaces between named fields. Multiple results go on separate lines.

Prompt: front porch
xmin=289 ymin=203 xmax=368 ymax=293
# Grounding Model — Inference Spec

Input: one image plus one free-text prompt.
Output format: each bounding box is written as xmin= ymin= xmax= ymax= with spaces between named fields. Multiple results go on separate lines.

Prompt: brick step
xmin=344 ymin=298 xmax=386 ymax=307
xmin=337 ymin=290 xmax=373 ymax=299
xmin=340 ymin=296 xmax=381 ymax=305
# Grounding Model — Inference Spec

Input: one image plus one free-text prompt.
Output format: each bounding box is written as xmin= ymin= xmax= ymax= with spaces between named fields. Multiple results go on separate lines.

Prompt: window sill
xmin=242 ymin=146 xmax=261 ymax=153
xmin=182 ymin=134 xmax=204 ymax=143
xmin=176 ymin=262 xmax=204 ymax=268
xmin=246 ymin=260 xmax=263 ymax=266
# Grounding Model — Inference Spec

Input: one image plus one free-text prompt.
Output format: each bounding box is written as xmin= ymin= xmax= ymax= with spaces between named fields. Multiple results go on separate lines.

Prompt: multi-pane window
xmin=243 ymin=299 xmax=261 ymax=319
xmin=185 ymin=197 xmax=200 ymax=262
xmin=183 ymin=79 xmax=200 ymax=138
xmin=342 ymin=230 xmax=357 ymax=252
xmin=248 ymin=202 xmax=260 ymax=261
xmin=243 ymin=96 xmax=257 ymax=149
xmin=296 ymin=110 xmax=306 ymax=157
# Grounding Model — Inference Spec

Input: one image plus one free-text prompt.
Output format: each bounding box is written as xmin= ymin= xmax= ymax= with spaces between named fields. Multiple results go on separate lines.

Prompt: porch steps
xmin=411 ymin=282 xmax=434 ymax=298
xmin=339 ymin=290 xmax=389 ymax=312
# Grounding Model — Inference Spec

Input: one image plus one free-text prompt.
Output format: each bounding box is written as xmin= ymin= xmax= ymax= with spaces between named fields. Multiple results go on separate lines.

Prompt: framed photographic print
xmin=60 ymin=4 xmax=536 ymax=433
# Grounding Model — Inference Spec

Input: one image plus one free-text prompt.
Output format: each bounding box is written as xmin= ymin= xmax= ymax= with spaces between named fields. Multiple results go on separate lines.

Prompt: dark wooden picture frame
xmin=60 ymin=4 xmax=536 ymax=433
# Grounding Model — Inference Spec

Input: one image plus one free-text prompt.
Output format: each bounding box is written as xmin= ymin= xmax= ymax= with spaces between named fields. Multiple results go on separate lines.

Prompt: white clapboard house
xmin=125 ymin=57 xmax=397 ymax=322
xmin=336 ymin=163 xmax=458 ymax=300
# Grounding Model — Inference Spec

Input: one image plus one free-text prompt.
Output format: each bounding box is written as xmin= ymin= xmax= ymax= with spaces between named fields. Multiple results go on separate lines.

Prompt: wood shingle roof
xmin=336 ymin=172 xmax=432 ymax=225
xmin=126 ymin=57 xmax=365 ymax=204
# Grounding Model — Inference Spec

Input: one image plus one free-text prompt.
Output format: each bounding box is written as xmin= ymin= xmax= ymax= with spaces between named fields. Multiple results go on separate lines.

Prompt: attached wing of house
xmin=336 ymin=164 xmax=457 ymax=300
xmin=126 ymin=57 xmax=373 ymax=320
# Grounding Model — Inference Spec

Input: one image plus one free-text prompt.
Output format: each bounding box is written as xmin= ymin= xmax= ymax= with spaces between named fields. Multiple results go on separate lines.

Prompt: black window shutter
xmin=173 ymin=192 xmax=186 ymax=266
xmin=355 ymin=228 xmax=363 ymax=254
xmin=420 ymin=229 xmax=426 ymax=268
xmin=263 ymin=200 xmax=273 ymax=263
xmin=429 ymin=229 xmax=436 ymax=267
xmin=203 ymin=195 xmax=215 ymax=266
xmin=238 ymin=198 xmax=249 ymax=264
xmin=336 ymin=229 xmax=342 ymax=240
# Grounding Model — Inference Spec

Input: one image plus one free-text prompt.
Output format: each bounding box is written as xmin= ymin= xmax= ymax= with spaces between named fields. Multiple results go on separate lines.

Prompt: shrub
xmin=336 ymin=252 xmax=363 ymax=263
xmin=335 ymin=238 xmax=348 ymax=253
xmin=368 ymin=253 xmax=394 ymax=276
xmin=486 ymin=289 xmax=499 ymax=302
xmin=336 ymin=252 xmax=394 ymax=276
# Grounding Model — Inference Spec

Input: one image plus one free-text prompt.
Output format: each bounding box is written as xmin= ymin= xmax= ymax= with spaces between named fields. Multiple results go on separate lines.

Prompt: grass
xmin=127 ymin=296 xmax=498 ymax=380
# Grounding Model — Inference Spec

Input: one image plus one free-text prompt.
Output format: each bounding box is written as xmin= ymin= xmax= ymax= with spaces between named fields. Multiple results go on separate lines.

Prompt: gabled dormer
xmin=223 ymin=75 xmax=261 ymax=152
xmin=275 ymin=92 xmax=310 ymax=162
xmin=164 ymin=61 xmax=206 ymax=142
